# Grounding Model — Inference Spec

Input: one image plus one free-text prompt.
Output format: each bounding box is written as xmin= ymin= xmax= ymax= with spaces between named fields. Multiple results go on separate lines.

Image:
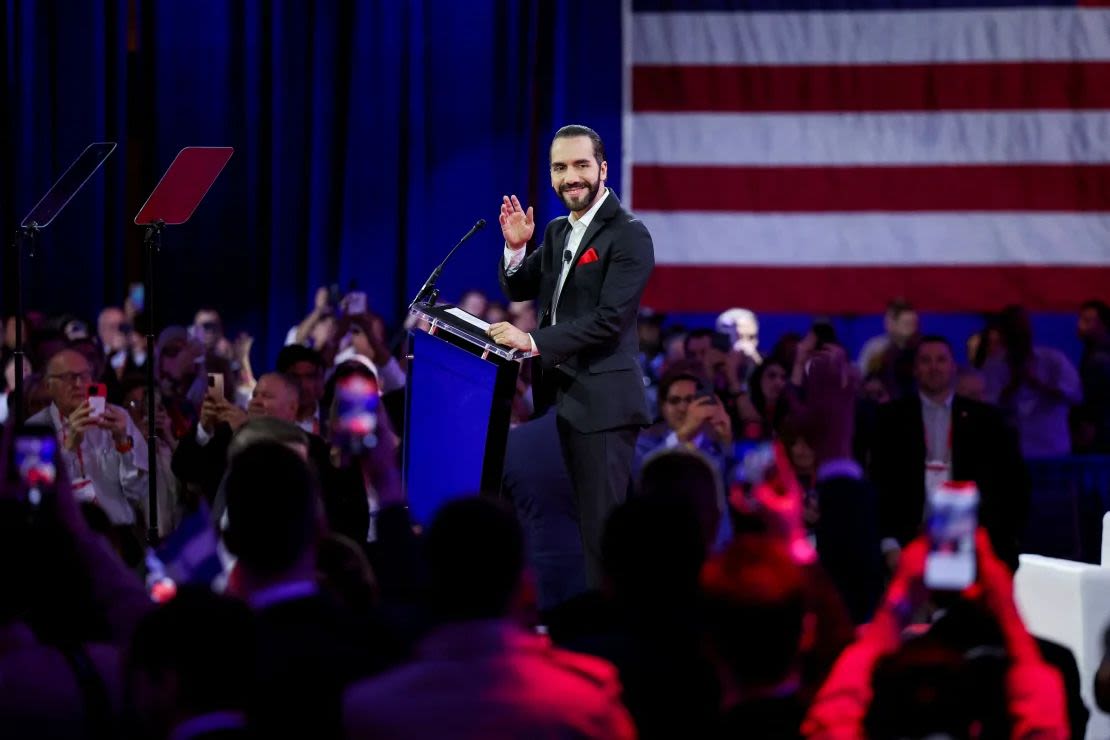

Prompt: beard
xmin=559 ymin=176 xmax=601 ymax=212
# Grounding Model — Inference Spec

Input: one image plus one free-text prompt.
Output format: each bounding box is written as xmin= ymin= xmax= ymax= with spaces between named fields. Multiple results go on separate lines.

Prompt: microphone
xmin=409 ymin=219 xmax=487 ymax=308
xmin=562 ymin=248 xmax=572 ymax=265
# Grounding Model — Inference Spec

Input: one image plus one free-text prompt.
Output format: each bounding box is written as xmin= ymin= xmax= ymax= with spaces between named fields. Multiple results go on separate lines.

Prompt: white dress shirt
xmin=28 ymin=404 xmax=149 ymax=526
xmin=920 ymin=391 xmax=954 ymax=465
xmin=504 ymin=187 xmax=611 ymax=329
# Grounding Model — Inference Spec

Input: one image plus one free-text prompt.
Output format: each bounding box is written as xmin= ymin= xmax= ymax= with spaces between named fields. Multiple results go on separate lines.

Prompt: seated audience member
xmin=0 ymin=434 xmax=154 ymax=737
xmin=127 ymin=588 xmax=254 ymax=740
xmin=859 ymin=372 xmax=891 ymax=405
xmin=276 ymin=344 xmax=326 ymax=434
xmin=871 ymin=336 xmax=1028 ymax=570
xmin=701 ymin=535 xmax=810 ymax=739
xmin=803 ymin=534 xmax=1068 ymax=739
xmin=548 ymin=489 xmax=719 ymax=740
xmin=739 ymin=355 xmax=790 ymax=440
xmin=223 ymin=443 xmax=377 ymax=738
xmin=28 ymin=348 xmax=149 ymax=526
xmin=98 ymin=306 xmax=135 ymax=379
xmin=793 ymin=346 xmax=884 ymax=623
xmin=344 ymin=498 xmax=635 ymax=740
xmin=635 ymin=364 xmax=733 ymax=479
xmin=484 ymin=301 xmax=508 ymax=325
xmin=457 ymin=289 xmax=489 ymax=318
xmin=641 ymin=448 xmax=729 ymax=553
xmin=1076 ymin=299 xmax=1110 ymax=452
xmin=983 ymin=305 xmax=1082 ymax=457
xmin=122 ymin=376 xmax=185 ymax=537
xmin=857 ymin=298 xmax=919 ymax=376
xmin=502 ymin=409 xmax=586 ymax=611
xmin=155 ymin=326 xmax=209 ymax=438
xmin=192 ymin=307 xmax=233 ymax=360
xmin=715 ymin=307 xmax=762 ymax=366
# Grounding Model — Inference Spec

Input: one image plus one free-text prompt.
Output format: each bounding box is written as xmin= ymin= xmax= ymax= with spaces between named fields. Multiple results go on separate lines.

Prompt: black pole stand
xmin=9 ymin=224 xmax=38 ymax=427
xmin=143 ymin=220 xmax=164 ymax=547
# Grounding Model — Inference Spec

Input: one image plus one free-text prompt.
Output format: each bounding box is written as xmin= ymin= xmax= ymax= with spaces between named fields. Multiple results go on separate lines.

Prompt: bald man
xmin=27 ymin=348 xmax=149 ymax=525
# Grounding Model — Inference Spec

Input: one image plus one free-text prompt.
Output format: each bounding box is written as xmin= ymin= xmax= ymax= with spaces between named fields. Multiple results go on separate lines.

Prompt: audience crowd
xmin=2 ymin=288 xmax=1109 ymax=739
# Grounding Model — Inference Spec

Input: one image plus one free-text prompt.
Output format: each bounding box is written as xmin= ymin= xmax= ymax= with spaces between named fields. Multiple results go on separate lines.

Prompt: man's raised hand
xmin=499 ymin=195 xmax=534 ymax=250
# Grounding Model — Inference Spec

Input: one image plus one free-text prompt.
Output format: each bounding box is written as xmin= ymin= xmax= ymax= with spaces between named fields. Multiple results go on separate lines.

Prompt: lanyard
xmin=59 ymin=424 xmax=88 ymax=480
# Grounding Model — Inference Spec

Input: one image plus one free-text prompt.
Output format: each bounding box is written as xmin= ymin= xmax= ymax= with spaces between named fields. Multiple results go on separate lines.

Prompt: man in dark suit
xmin=871 ymin=335 xmax=1028 ymax=570
xmin=489 ymin=124 xmax=655 ymax=586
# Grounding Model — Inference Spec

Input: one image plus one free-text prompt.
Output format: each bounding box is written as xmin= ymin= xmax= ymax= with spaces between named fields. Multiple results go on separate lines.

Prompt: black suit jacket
xmin=871 ymin=394 xmax=1029 ymax=567
xmin=499 ymin=190 xmax=654 ymax=433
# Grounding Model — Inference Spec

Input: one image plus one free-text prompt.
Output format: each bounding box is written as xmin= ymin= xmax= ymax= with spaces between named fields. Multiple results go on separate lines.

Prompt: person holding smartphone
xmin=26 ymin=348 xmax=148 ymax=525
xmin=634 ymin=364 xmax=734 ymax=481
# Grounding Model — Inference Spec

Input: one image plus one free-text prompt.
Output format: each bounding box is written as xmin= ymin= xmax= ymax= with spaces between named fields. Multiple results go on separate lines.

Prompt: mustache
xmin=561 ymin=182 xmax=590 ymax=192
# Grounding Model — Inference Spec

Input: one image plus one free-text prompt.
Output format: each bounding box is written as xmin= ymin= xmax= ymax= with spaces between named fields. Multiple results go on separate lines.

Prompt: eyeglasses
xmin=48 ymin=371 xmax=93 ymax=385
xmin=664 ymin=394 xmax=697 ymax=406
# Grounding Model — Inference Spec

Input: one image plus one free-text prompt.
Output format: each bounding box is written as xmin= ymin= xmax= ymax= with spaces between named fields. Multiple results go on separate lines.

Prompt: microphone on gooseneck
xmin=409 ymin=219 xmax=488 ymax=308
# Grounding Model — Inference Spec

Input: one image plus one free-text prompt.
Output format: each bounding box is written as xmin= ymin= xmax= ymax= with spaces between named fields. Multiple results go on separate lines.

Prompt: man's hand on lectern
xmin=500 ymin=195 xmax=534 ymax=250
xmin=488 ymin=322 xmax=533 ymax=352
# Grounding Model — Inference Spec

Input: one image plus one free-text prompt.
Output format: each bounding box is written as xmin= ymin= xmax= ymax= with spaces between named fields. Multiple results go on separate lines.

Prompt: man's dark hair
xmin=886 ymin=298 xmax=915 ymax=319
xmin=276 ymin=344 xmax=325 ymax=373
xmin=224 ymin=442 xmax=321 ymax=577
xmin=914 ymin=334 xmax=954 ymax=359
xmin=865 ymin=636 xmax=979 ymax=739
xmin=1081 ymin=299 xmax=1110 ymax=329
xmin=640 ymin=448 xmax=722 ymax=553
xmin=553 ymin=124 xmax=605 ymax=167
xmin=700 ymin=535 xmax=806 ymax=688
xmin=128 ymin=587 xmax=255 ymax=717
xmin=658 ymin=362 xmax=706 ymax=409
xmin=602 ymin=491 xmax=706 ymax=611
xmin=425 ymin=498 xmax=524 ymax=622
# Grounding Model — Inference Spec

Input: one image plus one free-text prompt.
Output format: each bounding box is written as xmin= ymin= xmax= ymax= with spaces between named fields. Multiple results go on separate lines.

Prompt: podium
xmin=403 ymin=302 xmax=534 ymax=526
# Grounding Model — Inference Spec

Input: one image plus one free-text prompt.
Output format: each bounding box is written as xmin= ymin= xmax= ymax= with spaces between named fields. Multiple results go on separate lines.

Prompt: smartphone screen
xmin=129 ymin=282 xmax=145 ymax=313
xmin=88 ymin=384 xmax=107 ymax=418
xmin=924 ymin=481 xmax=979 ymax=590
xmin=334 ymin=374 xmax=380 ymax=454
xmin=207 ymin=373 xmax=225 ymax=401
xmin=12 ymin=429 xmax=58 ymax=507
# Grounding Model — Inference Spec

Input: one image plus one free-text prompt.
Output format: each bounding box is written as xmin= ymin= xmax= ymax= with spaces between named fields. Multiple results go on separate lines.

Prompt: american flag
xmin=625 ymin=0 xmax=1110 ymax=314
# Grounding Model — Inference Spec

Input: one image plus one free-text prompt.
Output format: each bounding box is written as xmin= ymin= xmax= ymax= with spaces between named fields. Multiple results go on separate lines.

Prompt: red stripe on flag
xmin=642 ymin=265 xmax=1110 ymax=314
xmin=633 ymin=62 xmax=1110 ymax=113
xmin=632 ymin=164 xmax=1110 ymax=212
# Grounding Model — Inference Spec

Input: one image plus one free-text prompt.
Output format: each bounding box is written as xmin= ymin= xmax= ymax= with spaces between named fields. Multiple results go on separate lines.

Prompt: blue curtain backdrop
xmin=1 ymin=0 xmax=1082 ymax=367
xmin=2 ymin=0 xmax=624 ymax=367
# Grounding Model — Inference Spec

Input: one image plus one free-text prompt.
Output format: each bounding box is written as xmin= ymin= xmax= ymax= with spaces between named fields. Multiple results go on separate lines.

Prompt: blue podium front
xmin=403 ymin=303 xmax=527 ymax=526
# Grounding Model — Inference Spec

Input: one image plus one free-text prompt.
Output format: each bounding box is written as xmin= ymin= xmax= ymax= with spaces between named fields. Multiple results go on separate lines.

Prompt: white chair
xmin=1013 ymin=512 xmax=1110 ymax=740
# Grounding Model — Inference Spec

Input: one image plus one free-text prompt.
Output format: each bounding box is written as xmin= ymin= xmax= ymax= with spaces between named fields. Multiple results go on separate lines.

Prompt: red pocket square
xmin=577 ymin=246 xmax=599 ymax=266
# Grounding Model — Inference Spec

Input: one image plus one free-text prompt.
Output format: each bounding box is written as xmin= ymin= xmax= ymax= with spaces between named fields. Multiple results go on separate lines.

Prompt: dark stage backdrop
xmin=2 ymin=0 xmax=624 ymax=367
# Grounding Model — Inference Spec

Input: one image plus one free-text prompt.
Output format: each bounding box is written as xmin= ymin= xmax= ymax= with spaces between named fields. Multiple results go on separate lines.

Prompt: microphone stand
xmin=9 ymin=224 xmax=39 ymax=426
xmin=409 ymin=219 xmax=487 ymax=309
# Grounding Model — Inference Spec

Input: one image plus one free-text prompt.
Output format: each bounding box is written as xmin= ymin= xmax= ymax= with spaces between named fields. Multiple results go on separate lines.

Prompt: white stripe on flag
xmin=631 ymin=9 xmax=1110 ymax=66
xmin=637 ymin=212 xmax=1110 ymax=266
xmin=630 ymin=111 xmax=1110 ymax=166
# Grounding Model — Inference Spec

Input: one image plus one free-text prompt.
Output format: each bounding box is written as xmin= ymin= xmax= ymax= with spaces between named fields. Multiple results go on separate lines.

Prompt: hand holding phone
xmin=924 ymin=481 xmax=979 ymax=591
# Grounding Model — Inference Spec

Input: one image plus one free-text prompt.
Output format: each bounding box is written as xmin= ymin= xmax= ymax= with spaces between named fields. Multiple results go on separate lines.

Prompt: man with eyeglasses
xmin=634 ymin=363 xmax=734 ymax=481
xmin=27 ymin=348 xmax=148 ymax=525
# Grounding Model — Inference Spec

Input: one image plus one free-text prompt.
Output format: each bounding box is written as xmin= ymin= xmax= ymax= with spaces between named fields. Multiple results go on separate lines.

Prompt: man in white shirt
xmin=27 ymin=348 xmax=148 ymax=525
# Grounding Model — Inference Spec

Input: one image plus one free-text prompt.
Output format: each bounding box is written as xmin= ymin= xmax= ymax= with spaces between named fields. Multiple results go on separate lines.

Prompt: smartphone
xmin=9 ymin=425 xmax=58 ymax=508
xmin=87 ymin=384 xmax=108 ymax=418
xmin=129 ymin=282 xmax=145 ymax=313
xmin=346 ymin=291 xmax=368 ymax=315
xmin=732 ymin=441 xmax=776 ymax=503
xmin=207 ymin=372 xmax=225 ymax=401
xmin=334 ymin=374 xmax=380 ymax=455
xmin=924 ymin=480 xmax=979 ymax=591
